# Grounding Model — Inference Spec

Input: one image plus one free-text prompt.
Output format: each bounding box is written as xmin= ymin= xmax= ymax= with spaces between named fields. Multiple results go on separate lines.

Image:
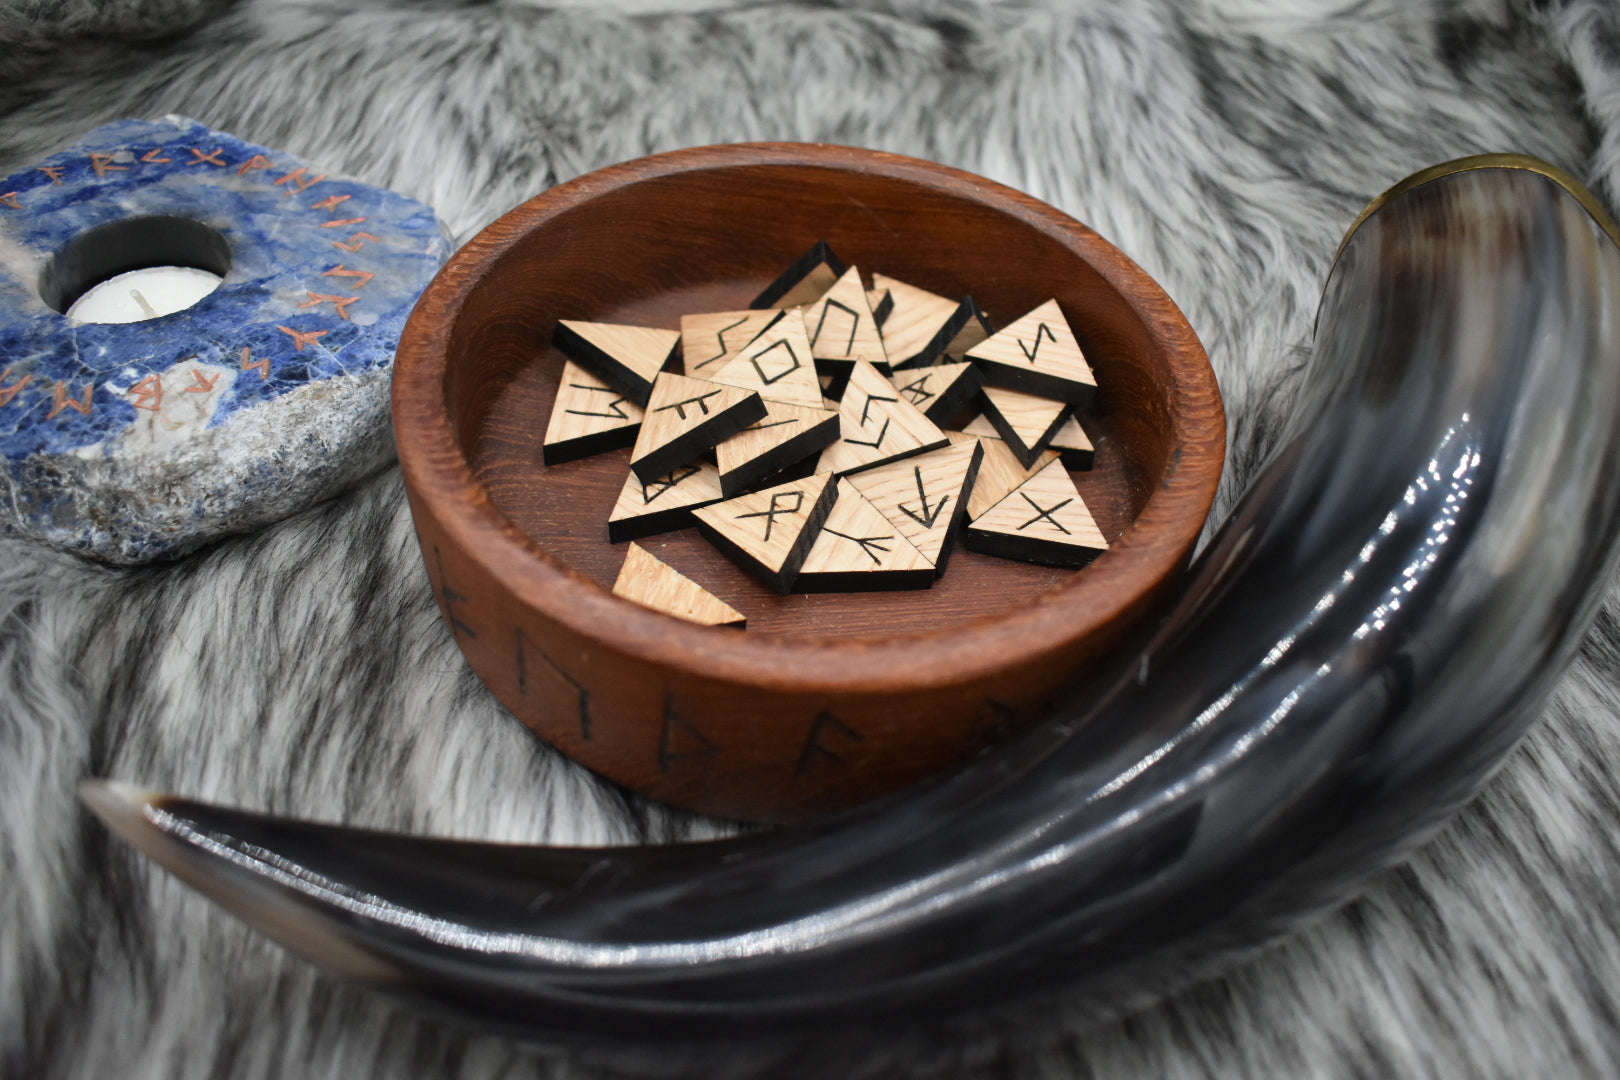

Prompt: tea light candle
xmin=66 ymin=265 xmax=223 ymax=324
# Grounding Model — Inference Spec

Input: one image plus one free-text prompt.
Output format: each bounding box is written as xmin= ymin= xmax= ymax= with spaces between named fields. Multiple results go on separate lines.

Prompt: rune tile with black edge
xmin=977 ymin=384 xmax=1069 ymax=467
xmin=795 ymin=479 xmax=934 ymax=592
xmin=817 ymin=358 xmax=949 ymax=477
xmin=874 ymin=273 xmax=976 ymax=370
xmin=749 ymin=240 xmax=848 ymax=309
xmin=607 ymin=460 xmax=726 ymax=543
xmin=552 ymin=320 xmax=680 ymax=406
xmin=965 ymin=457 xmax=1107 ymax=569
xmin=848 ymin=438 xmax=983 ymax=576
xmin=890 ymin=360 xmax=983 ymax=426
xmin=966 ymin=298 xmax=1097 ymax=406
xmin=542 ymin=360 xmax=644 ymax=465
xmin=629 ymin=372 xmax=766 ymax=483
xmin=715 ymin=399 xmax=840 ymax=497
xmin=692 ymin=473 xmax=838 ymax=594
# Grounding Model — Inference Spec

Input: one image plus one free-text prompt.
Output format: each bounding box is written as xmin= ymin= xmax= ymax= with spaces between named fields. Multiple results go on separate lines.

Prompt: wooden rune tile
xmin=847 ymin=438 xmax=983 ymax=576
xmin=966 ymin=457 xmax=1106 ymax=568
xmin=714 ymin=399 xmax=840 ymax=497
xmin=817 ymin=359 xmax=949 ymax=477
xmin=693 ymin=473 xmax=838 ymax=593
xmin=613 ymin=543 xmax=746 ymax=627
xmin=679 ymin=310 xmax=780 ymax=377
xmin=708 ymin=309 xmax=826 ymax=410
xmin=804 ymin=266 xmax=889 ymax=376
xmin=945 ymin=429 xmax=1059 ymax=520
xmin=978 ymin=384 xmax=1069 ymax=467
xmin=552 ymin=320 xmax=680 ymax=406
xmin=796 ymin=479 xmax=935 ymax=592
xmin=542 ymin=360 xmax=644 ymax=465
xmin=629 ymin=373 xmax=766 ymax=483
xmin=750 ymin=240 xmax=848 ymax=309
xmin=872 ymin=273 xmax=974 ymax=370
xmin=607 ymin=460 xmax=726 ymax=543
xmin=1049 ymin=413 xmax=1096 ymax=470
xmin=966 ymin=298 xmax=1097 ymax=406
xmin=942 ymin=296 xmax=993 ymax=360
xmin=889 ymin=361 xmax=983 ymax=426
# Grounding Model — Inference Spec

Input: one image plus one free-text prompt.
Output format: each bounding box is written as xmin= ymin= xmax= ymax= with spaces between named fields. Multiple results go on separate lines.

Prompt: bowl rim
xmin=393 ymin=141 xmax=1225 ymax=697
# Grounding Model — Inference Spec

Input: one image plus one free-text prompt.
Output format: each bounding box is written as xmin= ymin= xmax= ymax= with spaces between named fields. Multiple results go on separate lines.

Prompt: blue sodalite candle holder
xmin=0 ymin=116 xmax=451 ymax=563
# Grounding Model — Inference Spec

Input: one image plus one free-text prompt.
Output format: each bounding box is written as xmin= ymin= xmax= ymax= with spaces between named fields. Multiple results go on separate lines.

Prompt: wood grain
xmin=967 ymin=298 xmax=1096 ymax=406
xmin=874 ymin=272 xmax=969 ymax=369
xmin=966 ymin=457 xmax=1107 ymax=568
xmin=797 ymin=478 xmax=934 ymax=591
xmin=709 ymin=309 xmax=825 ymax=409
xmin=394 ymin=143 xmax=1225 ymax=821
xmin=817 ymin=358 xmax=949 ymax=476
xmin=613 ymin=542 xmax=746 ymax=627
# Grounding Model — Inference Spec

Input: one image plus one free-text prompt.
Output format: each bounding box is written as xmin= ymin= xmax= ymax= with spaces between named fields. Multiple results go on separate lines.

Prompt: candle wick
xmin=129 ymin=288 xmax=158 ymax=318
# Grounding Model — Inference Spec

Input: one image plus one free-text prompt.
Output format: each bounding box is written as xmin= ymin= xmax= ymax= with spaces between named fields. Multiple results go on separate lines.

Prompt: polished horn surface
xmin=83 ymin=156 xmax=1620 ymax=1044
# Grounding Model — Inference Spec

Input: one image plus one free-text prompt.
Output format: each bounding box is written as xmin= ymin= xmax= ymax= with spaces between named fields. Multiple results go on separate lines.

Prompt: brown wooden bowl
xmin=393 ymin=143 xmax=1224 ymax=824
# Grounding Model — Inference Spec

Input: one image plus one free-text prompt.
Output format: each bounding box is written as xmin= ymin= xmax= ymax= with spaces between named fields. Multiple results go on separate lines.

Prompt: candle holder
xmin=0 ymin=116 xmax=450 ymax=563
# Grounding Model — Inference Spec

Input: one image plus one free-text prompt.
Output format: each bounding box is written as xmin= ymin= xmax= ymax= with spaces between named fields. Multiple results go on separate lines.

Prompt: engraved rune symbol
xmin=89 ymin=153 xmax=127 ymax=178
xmin=188 ymin=147 xmax=226 ymax=167
xmin=237 ymin=154 xmax=271 ymax=175
xmin=640 ymin=465 xmax=700 ymax=504
xmin=434 ymin=547 xmax=476 ymax=639
xmin=323 ymin=265 xmax=374 ymax=288
xmin=299 ymin=292 xmax=360 ymax=319
xmin=898 ymin=466 xmax=949 ymax=528
xmin=747 ymin=339 xmax=803 ymax=385
xmin=654 ymin=388 xmax=722 ymax=420
xmin=0 ymin=369 xmax=33 ymax=407
xmin=1017 ymin=492 xmax=1073 ymax=533
xmin=0 ymin=192 xmax=20 ymax=210
xmin=128 ymin=374 xmax=163 ymax=411
xmin=47 ymin=380 xmax=93 ymax=420
xmin=694 ymin=315 xmax=750 ymax=370
xmin=275 ymin=167 xmax=326 ymax=195
xmin=140 ymin=149 xmax=172 ymax=164
xmin=845 ymin=417 xmax=891 ymax=450
xmin=796 ymin=712 xmax=864 ymax=774
xmin=36 ymin=166 xmax=64 ymax=185
xmin=239 ymin=347 xmax=270 ymax=381
xmin=824 ymin=527 xmax=892 ymax=565
xmin=736 ymin=490 xmax=804 ymax=542
xmin=563 ymin=385 xmax=632 ymax=421
xmin=746 ymin=417 xmax=799 ymax=432
xmin=514 ymin=627 xmax=592 ymax=740
xmin=897 ymin=373 xmax=936 ymax=406
xmin=277 ymin=325 xmax=329 ymax=352
xmin=184 ymin=369 xmax=219 ymax=394
xmin=331 ymin=232 xmax=382 ymax=252
xmin=1018 ymin=322 xmax=1057 ymax=364
xmin=810 ymin=299 xmax=860 ymax=355
xmin=858 ymin=390 xmax=897 ymax=427
xmin=658 ymin=695 xmax=718 ymax=772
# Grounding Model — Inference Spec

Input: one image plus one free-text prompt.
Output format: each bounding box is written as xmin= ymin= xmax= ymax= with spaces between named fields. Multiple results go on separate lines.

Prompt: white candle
xmin=66 ymin=265 xmax=223 ymax=324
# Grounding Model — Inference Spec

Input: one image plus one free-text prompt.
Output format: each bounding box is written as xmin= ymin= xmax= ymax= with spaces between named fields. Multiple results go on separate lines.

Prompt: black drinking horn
xmin=83 ymin=155 xmax=1620 ymax=1044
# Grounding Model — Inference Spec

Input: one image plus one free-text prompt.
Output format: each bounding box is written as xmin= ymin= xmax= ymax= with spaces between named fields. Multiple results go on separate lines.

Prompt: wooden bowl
xmin=393 ymin=144 xmax=1224 ymax=823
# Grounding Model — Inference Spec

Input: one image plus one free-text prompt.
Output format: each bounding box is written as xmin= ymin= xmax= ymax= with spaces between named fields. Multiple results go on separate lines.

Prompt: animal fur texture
xmin=3 ymin=0 xmax=1620 ymax=1075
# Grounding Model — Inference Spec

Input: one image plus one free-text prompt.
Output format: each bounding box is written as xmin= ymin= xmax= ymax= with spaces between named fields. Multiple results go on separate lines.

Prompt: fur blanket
xmin=5 ymin=0 xmax=1620 ymax=1076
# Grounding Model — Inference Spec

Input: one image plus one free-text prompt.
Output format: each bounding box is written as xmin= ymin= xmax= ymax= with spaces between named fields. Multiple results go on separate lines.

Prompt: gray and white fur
xmin=4 ymin=0 xmax=1620 ymax=1076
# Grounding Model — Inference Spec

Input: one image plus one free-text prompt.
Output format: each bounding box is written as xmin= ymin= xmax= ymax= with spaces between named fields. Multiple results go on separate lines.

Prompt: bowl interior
xmin=441 ymin=157 xmax=1182 ymax=638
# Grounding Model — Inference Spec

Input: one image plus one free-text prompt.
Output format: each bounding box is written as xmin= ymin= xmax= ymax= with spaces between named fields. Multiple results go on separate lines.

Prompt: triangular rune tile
xmin=1049 ymin=413 xmax=1095 ymax=470
xmin=613 ymin=543 xmax=746 ymax=627
xmin=966 ymin=457 xmax=1107 ymax=568
xmin=692 ymin=473 xmax=838 ymax=593
xmin=750 ymin=240 xmax=848 ymax=309
xmin=607 ymin=461 xmax=726 ymax=543
xmin=979 ymin=384 xmax=1069 ymax=467
xmin=942 ymin=296 xmax=993 ymax=360
xmin=552 ymin=320 xmax=679 ymax=406
xmin=847 ymin=439 xmax=983 ymax=576
xmin=708 ymin=309 xmax=826 ymax=410
xmin=946 ymin=430 xmax=1059 ymax=520
xmin=796 ymin=480 xmax=935 ymax=592
xmin=889 ymin=361 xmax=983 ymax=425
xmin=542 ymin=361 xmax=644 ymax=465
xmin=804 ymin=265 xmax=889 ymax=374
xmin=714 ymin=399 xmax=841 ymax=497
xmin=966 ymin=298 xmax=1096 ymax=406
xmin=872 ymin=273 xmax=974 ymax=370
xmin=629 ymin=373 xmax=766 ymax=483
xmin=679 ymin=310 xmax=779 ymax=377
xmin=817 ymin=359 xmax=949 ymax=476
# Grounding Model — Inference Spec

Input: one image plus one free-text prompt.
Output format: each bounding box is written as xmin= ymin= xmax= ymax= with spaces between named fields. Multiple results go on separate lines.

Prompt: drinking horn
xmin=84 ymin=155 xmax=1620 ymax=1043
